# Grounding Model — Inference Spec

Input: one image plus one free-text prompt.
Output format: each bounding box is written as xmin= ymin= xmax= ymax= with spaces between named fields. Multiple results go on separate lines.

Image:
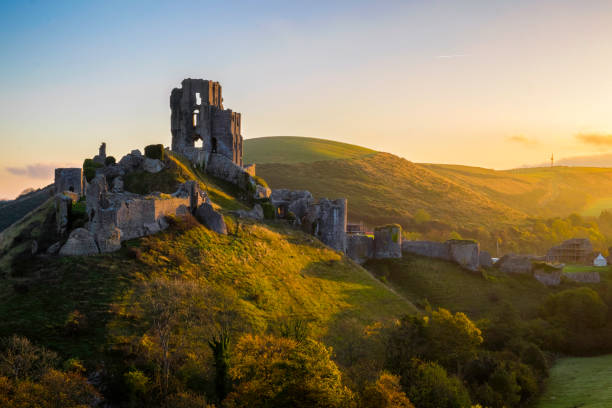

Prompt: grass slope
xmin=251 ymin=151 xmax=524 ymax=228
xmin=0 ymin=185 xmax=54 ymax=232
xmin=0 ymin=149 xmax=413 ymax=364
xmin=243 ymin=136 xmax=376 ymax=164
xmin=537 ymin=354 xmax=612 ymax=408
xmin=246 ymin=137 xmax=612 ymax=229
xmin=364 ymin=254 xmax=553 ymax=319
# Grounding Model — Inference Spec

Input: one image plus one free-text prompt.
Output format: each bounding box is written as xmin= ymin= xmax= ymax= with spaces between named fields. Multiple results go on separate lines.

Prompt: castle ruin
xmin=170 ymin=79 xmax=243 ymax=168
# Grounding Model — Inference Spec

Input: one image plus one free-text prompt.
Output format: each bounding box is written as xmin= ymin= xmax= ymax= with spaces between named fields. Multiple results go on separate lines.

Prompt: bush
xmin=252 ymin=175 xmax=268 ymax=188
xmin=402 ymin=359 xmax=472 ymax=408
xmin=104 ymin=156 xmax=116 ymax=166
xmin=541 ymin=287 xmax=608 ymax=330
xmin=261 ymin=202 xmax=276 ymax=220
xmin=144 ymin=144 xmax=165 ymax=160
xmin=64 ymin=310 xmax=88 ymax=336
xmin=360 ymin=372 xmax=414 ymax=408
xmin=82 ymin=159 xmax=103 ymax=182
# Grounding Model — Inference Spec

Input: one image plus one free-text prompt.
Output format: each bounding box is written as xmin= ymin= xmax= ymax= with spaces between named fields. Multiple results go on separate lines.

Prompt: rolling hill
xmin=245 ymin=136 xmax=612 ymax=230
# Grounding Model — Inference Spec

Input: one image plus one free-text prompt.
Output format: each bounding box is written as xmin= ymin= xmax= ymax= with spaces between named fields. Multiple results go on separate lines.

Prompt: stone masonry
xmin=54 ymin=168 xmax=84 ymax=196
xmin=374 ymin=225 xmax=402 ymax=259
xmin=171 ymin=79 xmax=242 ymax=168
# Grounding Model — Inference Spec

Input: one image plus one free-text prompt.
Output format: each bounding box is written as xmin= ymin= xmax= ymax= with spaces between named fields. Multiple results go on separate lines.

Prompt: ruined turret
xmin=170 ymin=79 xmax=243 ymax=167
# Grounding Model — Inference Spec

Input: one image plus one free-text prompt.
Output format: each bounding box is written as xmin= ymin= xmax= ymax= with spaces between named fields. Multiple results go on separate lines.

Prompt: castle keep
xmin=170 ymin=79 xmax=243 ymax=167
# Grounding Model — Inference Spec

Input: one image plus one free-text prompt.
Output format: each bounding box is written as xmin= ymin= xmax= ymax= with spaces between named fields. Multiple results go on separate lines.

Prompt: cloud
xmin=507 ymin=135 xmax=539 ymax=146
xmin=576 ymin=133 xmax=612 ymax=146
xmin=6 ymin=163 xmax=59 ymax=179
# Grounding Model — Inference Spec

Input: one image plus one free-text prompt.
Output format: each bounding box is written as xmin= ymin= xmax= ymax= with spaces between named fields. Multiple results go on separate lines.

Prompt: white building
xmin=594 ymin=253 xmax=607 ymax=267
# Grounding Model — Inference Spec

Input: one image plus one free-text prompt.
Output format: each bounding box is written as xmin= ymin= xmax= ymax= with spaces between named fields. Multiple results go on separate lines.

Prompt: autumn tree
xmin=223 ymin=334 xmax=354 ymax=408
xmin=360 ymin=372 xmax=414 ymax=408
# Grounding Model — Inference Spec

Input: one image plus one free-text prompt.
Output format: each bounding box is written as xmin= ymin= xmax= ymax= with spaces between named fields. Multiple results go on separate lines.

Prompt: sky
xmin=2 ymin=0 xmax=612 ymax=199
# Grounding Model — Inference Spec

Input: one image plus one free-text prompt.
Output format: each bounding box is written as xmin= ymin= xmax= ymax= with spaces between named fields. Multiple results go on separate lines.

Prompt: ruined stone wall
xmin=374 ymin=225 xmax=402 ymax=259
xmin=54 ymin=168 xmax=84 ymax=196
xmin=347 ymin=235 xmax=374 ymax=264
xmin=402 ymin=240 xmax=451 ymax=260
xmin=564 ymin=271 xmax=601 ymax=283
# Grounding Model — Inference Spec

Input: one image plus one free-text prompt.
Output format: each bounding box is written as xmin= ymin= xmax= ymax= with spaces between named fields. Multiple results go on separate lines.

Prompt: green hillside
xmin=243 ymin=136 xmax=376 ymax=164
xmin=245 ymin=137 xmax=612 ymax=243
xmin=0 ymin=185 xmax=54 ymax=232
xmin=424 ymin=164 xmax=612 ymax=219
xmin=0 ymin=150 xmax=412 ymax=388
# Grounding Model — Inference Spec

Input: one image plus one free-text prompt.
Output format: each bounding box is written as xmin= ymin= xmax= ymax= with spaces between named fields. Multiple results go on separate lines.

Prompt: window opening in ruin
xmin=211 ymin=137 xmax=218 ymax=153
xmin=195 ymin=138 xmax=203 ymax=149
xmin=193 ymin=110 xmax=199 ymax=127
xmin=195 ymin=92 xmax=201 ymax=105
xmin=69 ymin=186 xmax=74 ymax=192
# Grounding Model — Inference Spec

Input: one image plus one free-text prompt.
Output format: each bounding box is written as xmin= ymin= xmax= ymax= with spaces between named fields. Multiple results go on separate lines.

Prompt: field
xmin=563 ymin=264 xmax=612 ymax=274
xmin=537 ymin=354 xmax=612 ymax=408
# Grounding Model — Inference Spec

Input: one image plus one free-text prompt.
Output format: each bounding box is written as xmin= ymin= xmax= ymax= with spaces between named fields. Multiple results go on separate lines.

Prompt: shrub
xmin=104 ymin=156 xmax=116 ymax=166
xmin=144 ymin=144 xmax=165 ymax=160
xmin=360 ymin=372 xmax=414 ymax=408
xmin=261 ymin=202 xmax=276 ymax=220
xmin=541 ymin=287 xmax=608 ymax=330
xmin=252 ymin=175 xmax=269 ymax=188
xmin=64 ymin=310 xmax=88 ymax=336
xmin=82 ymin=158 xmax=103 ymax=182
xmin=402 ymin=359 xmax=472 ymax=408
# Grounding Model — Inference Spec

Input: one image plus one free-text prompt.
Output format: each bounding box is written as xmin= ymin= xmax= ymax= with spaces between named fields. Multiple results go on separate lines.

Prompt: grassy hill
xmin=0 ymin=185 xmax=54 ymax=232
xmin=245 ymin=137 xmax=612 ymax=231
xmin=243 ymin=136 xmax=376 ymax=164
xmin=423 ymin=164 xmax=612 ymax=219
xmin=0 ymin=150 xmax=413 ymax=368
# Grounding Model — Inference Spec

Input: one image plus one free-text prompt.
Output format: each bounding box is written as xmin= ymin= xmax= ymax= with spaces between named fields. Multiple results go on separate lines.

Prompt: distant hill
xmin=0 ymin=185 xmax=54 ymax=232
xmin=245 ymin=137 xmax=612 ymax=229
xmin=243 ymin=136 xmax=376 ymax=164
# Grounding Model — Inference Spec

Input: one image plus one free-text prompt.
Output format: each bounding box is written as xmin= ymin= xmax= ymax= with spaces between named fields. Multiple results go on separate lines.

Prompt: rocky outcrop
xmin=255 ymin=184 xmax=271 ymax=200
xmin=235 ymin=204 xmax=264 ymax=221
xmin=374 ymin=225 xmax=402 ymax=259
xmin=143 ymin=158 xmax=164 ymax=173
xmin=206 ymin=153 xmax=253 ymax=191
xmin=118 ymin=150 xmax=145 ymax=173
xmin=347 ymin=235 xmax=374 ymax=264
xmin=59 ymin=228 xmax=100 ymax=256
xmin=497 ymin=254 xmax=534 ymax=274
xmin=196 ymin=202 xmax=228 ymax=235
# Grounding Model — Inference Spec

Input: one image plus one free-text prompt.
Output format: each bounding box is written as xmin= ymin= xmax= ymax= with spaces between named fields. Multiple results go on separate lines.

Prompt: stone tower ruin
xmin=170 ymin=79 xmax=243 ymax=167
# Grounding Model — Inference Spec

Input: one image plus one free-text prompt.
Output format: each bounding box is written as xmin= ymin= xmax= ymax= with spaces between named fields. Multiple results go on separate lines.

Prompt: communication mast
xmin=550 ymin=153 xmax=554 ymax=168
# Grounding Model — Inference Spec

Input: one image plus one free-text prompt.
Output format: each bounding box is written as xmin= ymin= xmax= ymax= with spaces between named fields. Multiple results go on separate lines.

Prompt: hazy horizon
xmin=2 ymin=0 xmax=612 ymax=198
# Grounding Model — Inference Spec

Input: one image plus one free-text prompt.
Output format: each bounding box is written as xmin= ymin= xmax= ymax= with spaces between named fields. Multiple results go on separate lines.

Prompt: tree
xmin=134 ymin=278 xmax=209 ymax=395
xmin=0 ymin=369 xmax=100 ymax=408
xmin=541 ymin=287 xmax=608 ymax=330
xmin=360 ymin=372 xmax=414 ymax=408
xmin=413 ymin=209 xmax=431 ymax=224
xmin=209 ymin=328 xmax=231 ymax=401
xmin=402 ymin=359 xmax=472 ymax=408
xmin=424 ymin=308 xmax=483 ymax=376
xmin=224 ymin=334 xmax=354 ymax=408
xmin=0 ymin=335 xmax=58 ymax=381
